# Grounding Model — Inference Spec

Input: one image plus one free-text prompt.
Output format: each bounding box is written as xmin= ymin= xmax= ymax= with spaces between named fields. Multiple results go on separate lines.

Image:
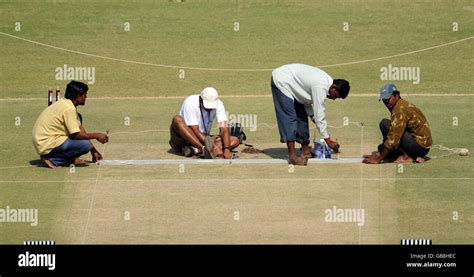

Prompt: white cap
xmin=200 ymin=87 xmax=219 ymax=109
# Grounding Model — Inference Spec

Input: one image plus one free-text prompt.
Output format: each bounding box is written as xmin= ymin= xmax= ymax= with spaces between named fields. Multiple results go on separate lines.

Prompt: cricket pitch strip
xmin=99 ymin=158 xmax=364 ymax=165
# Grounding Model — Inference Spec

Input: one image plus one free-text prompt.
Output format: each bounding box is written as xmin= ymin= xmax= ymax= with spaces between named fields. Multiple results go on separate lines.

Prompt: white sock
xmin=192 ymin=147 xmax=199 ymax=154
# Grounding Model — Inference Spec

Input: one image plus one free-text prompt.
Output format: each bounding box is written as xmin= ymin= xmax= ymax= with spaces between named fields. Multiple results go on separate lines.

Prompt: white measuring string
xmin=1 ymin=31 xmax=471 ymax=71
xmin=81 ymin=138 xmax=108 ymax=244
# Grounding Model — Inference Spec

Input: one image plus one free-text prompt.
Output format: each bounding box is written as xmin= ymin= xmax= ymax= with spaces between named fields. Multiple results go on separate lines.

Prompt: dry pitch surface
xmin=0 ymin=0 xmax=473 ymax=244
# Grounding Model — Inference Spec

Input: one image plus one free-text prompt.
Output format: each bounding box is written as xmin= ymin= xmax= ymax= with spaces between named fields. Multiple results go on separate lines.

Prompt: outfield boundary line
xmin=1 ymin=31 xmax=472 ymax=71
xmin=1 ymin=93 xmax=474 ymax=102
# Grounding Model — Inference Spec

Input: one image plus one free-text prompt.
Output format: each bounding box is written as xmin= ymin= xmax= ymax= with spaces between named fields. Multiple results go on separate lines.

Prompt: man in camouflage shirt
xmin=363 ymin=84 xmax=432 ymax=164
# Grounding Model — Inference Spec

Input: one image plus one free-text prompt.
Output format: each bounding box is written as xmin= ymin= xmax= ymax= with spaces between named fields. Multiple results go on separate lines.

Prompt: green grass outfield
xmin=0 ymin=0 xmax=473 ymax=244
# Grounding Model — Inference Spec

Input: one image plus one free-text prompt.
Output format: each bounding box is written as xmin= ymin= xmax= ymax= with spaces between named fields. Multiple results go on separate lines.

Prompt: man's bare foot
xmin=363 ymin=151 xmax=380 ymax=158
xmin=415 ymin=157 xmax=425 ymax=163
xmin=40 ymin=155 xmax=57 ymax=169
xmin=394 ymin=155 xmax=413 ymax=163
xmin=301 ymin=146 xmax=313 ymax=159
xmin=289 ymin=156 xmax=308 ymax=166
xmin=74 ymin=158 xmax=86 ymax=165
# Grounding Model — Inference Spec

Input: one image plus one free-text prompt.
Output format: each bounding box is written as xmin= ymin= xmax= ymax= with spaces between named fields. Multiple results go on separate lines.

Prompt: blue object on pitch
xmin=314 ymin=141 xmax=324 ymax=159
xmin=324 ymin=141 xmax=331 ymax=159
xmin=313 ymin=139 xmax=332 ymax=159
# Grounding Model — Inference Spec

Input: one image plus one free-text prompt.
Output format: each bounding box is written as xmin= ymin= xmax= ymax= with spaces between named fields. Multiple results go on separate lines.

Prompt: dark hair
xmin=65 ymin=81 xmax=88 ymax=100
xmin=333 ymin=79 xmax=350 ymax=99
xmin=392 ymin=90 xmax=400 ymax=97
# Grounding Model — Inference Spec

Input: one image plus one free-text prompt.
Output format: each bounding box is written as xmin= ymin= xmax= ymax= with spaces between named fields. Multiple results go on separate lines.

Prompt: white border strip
xmin=99 ymin=158 xmax=363 ymax=165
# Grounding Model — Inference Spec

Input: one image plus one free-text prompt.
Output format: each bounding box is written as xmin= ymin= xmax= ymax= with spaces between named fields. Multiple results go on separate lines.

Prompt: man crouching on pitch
xmin=169 ymin=87 xmax=240 ymax=159
xmin=32 ymin=81 xmax=109 ymax=168
xmin=363 ymin=84 xmax=432 ymax=164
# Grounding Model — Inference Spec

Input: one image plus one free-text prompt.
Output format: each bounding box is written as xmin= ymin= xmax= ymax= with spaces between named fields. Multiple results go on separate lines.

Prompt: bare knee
xmin=172 ymin=115 xmax=185 ymax=126
xmin=230 ymin=136 xmax=240 ymax=149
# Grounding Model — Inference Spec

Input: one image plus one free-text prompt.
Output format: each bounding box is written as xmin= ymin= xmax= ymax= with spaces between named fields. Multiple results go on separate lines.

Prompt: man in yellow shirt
xmin=32 ymin=81 xmax=109 ymax=168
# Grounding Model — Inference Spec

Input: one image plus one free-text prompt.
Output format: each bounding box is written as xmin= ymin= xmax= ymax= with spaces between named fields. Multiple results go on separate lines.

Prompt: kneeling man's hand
xmin=92 ymin=149 xmax=103 ymax=163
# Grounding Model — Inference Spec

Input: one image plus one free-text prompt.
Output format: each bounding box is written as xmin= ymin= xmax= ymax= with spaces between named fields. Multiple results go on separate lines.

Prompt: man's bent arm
xmin=219 ymin=121 xmax=232 ymax=159
xmin=71 ymin=126 xmax=108 ymax=144
xmin=219 ymin=121 xmax=231 ymax=149
xmin=311 ymin=87 xmax=330 ymax=139
xmin=189 ymin=125 xmax=206 ymax=143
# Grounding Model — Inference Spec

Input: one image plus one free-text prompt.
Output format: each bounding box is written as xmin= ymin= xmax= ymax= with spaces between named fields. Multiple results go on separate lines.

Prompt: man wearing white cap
xmin=169 ymin=87 xmax=240 ymax=159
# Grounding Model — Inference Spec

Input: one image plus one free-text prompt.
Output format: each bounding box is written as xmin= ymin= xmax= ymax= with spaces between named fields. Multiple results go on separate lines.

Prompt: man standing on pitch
xmin=169 ymin=87 xmax=240 ymax=159
xmin=363 ymin=84 xmax=432 ymax=164
xmin=33 ymin=81 xmax=109 ymax=168
xmin=271 ymin=64 xmax=350 ymax=165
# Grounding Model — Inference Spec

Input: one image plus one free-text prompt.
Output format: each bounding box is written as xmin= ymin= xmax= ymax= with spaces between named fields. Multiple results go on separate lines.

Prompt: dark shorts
xmin=271 ymin=78 xmax=310 ymax=145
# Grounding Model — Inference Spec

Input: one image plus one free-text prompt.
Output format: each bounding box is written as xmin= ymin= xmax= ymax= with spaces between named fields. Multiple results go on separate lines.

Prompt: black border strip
xmin=0 ymin=245 xmax=472 ymax=275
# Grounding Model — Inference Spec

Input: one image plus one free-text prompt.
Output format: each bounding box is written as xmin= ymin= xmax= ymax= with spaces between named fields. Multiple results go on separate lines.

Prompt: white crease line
xmin=109 ymin=129 xmax=169 ymax=135
xmin=0 ymin=180 xmax=85 ymax=183
xmin=0 ymin=165 xmax=33 ymax=169
xmin=99 ymin=158 xmax=364 ymax=165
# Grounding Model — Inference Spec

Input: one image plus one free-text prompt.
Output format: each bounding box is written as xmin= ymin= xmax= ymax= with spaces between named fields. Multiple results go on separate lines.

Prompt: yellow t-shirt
xmin=32 ymin=98 xmax=81 ymax=155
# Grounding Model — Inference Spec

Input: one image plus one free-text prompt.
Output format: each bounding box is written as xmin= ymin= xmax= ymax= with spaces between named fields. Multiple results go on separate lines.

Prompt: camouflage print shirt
xmin=384 ymin=99 xmax=432 ymax=151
